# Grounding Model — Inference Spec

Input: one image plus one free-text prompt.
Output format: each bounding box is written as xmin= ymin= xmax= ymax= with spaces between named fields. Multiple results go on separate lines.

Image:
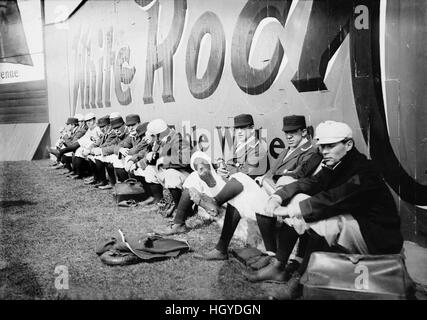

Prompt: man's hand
xmin=92 ymin=147 xmax=102 ymax=156
xmin=264 ymin=195 xmax=282 ymax=217
xmin=254 ymin=175 xmax=264 ymax=186
xmin=119 ymin=148 xmax=129 ymax=157
xmin=81 ymin=148 xmax=90 ymax=157
xmin=188 ymin=187 xmax=201 ymax=205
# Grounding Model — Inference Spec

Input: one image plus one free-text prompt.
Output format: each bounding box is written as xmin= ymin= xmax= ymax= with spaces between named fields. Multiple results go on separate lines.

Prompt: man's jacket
xmin=63 ymin=125 xmax=86 ymax=147
xmin=226 ymin=135 xmax=268 ymax=177
xmin=101 ymin=126 xmax=129 ymax=156
xmin=150 ymin=130 xmax=192 ymax=171
xmin=266 ymin=140 xmax=321 ymax=181
xmin=274 ymin=147 xmax=403 ymax=255
xmin=116 ymin=133 xmax=150 ymax=159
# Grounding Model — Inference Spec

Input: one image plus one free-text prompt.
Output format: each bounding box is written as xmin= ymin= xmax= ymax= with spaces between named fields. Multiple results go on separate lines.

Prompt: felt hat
xmin=136 ymin=122 xmax=149 ymax=137
xmin=97 ymin=115 xmax=110 ymax=128
xmin=234 ymin=114 xmax=254 ymax=128
xmin=282 ymin=115 xmax=306 ymax=132
xmin=66 ymin=117 xmax=78 ymax=125
xmin=125 ymin=114 xmax=141 ymax=126
xmin=110 ymin=116 xmax=125 ymax=129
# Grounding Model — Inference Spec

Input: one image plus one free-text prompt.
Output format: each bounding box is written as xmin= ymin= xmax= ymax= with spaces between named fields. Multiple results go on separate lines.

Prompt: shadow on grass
xmin=0 ymin=200 xmax=37 ymax=208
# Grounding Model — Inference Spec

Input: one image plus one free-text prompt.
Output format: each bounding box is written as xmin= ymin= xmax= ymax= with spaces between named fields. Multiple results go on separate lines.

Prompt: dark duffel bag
xmin=300 ymin=252 xmax=416 ymax=300
xmin=113 ymin=178 xmax=147 ymax=203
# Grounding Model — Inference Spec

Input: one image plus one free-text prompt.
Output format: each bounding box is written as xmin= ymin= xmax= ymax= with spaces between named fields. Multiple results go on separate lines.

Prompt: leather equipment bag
xmin=300 ymin=252 xmax=415 ymax=300
xmin=113 ymin=178 xmax=147 ymax=203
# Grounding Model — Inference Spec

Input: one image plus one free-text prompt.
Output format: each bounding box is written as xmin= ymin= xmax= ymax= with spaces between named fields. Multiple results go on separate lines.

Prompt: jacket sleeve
xmin=299 ymin=166 xmax=384 ymax=223
xmin=285 ymin=151 xmax=323 ymax=179
xmin=162 ymin=134 xmax=192 ymax=170
xmin=274 ymin=169 xmax=330 ymax=203
xmin=239 ymin=141 xmax=268 ymax=177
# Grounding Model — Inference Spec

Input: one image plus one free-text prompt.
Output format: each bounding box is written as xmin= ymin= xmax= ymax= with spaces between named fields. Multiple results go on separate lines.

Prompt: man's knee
xmin=275 ymin=176 xmax=297 ymax=188
xmin=163 ymin=169 xmax=187 ymax=189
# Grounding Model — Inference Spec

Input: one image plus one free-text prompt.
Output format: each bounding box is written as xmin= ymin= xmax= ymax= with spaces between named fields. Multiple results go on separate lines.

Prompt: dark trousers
xmin=95 ymin=159 xmax=108 ymax=183
xmin=173 ymin=189 xmax=196 ymax=225
xmin=106 ymin=163 xmax=117 ymax=185
xmin=74 ymin=157 xmax=90 ymax=177
xmin=115 ymin=168 xmax=129 ymax=182
xmin=60 ymin=155 xmax=73 ymax=172
xmin=215 ymin=205 xmax=241 ymax=253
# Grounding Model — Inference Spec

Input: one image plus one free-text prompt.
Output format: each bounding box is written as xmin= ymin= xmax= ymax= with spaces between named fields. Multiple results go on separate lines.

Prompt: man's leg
xmin=94 ymin=159 xmax=108 ymax=187
xmin=194 ymin=205 xmax=241 ymax=261
xmin=61 ymin=155 xmax=73 ymax=172
xmin=245 ymin=222 xmax=299 ymax=283
xmin=157 ymin=189 xmax=195 ymax=235
xmin=99 ymin=162 xmax=116 ymax=189
xmin=115 ymin=167 xmax=129 ymax=182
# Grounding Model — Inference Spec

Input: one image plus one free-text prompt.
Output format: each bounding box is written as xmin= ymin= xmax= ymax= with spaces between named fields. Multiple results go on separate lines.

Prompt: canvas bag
xmin=300 ymin=251 xmax=415 ymax=300
xmin=113 ymin=178 xmax=147 ymax=203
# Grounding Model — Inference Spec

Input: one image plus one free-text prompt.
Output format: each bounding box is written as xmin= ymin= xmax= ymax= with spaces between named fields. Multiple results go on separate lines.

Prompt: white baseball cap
xmin=74 ymin=113 xmax=84 ymax=122
xmin=84 ymin=112 xmax=96 ymax=121
xmin=109 ymin=112 xmax=122 ymax=119
xmin=146 ymin=119 xmax=168 ymax=136
xmin=314 ymin=121 xmax=353 ymax=144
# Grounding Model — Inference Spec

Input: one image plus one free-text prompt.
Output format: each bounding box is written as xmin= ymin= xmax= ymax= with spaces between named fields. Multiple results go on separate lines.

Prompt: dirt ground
xmin=0 ymin=160 xmax=265 ymax=300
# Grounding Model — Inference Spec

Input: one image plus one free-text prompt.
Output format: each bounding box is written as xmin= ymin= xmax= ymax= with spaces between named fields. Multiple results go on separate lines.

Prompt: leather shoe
xmin=193 ymin=248 xmax=228 ymax=261
xmin=264 ymin=272 xmax=302 ymax=300
xmin=139 ymin=196 xmax=157 ymax=207
xmin=98 ymin=183 xmax=113 ymax=190
xmin=249 ymin=255 xmax=272 ymax=270
xmin=157 ymin=223 xmax=188 ymax=236
xmin=94 ymin=181 xmax=108 ymax=188
xmin=243 ymin=258 xmax=288 ymax=283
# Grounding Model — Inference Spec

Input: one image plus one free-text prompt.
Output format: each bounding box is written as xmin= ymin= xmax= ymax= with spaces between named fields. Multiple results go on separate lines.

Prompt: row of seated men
xmin=48 ymin=112 xmax=404 ymax=300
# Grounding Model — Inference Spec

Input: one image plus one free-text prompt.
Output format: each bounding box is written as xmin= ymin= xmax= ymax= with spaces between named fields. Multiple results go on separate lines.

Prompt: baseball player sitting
xmin=246 ymin=121 xmax=403 ymax=300
xmin=90 ymin=113 xmax=125 ymax=189
xmin=84 ymin=115 xmax=111 ymax=186
xmin=133 ymin=118 xmax=192 ymax=216
xmin=190 ymin=115 xmax=321 ymax=262
xmin=60 ymin=113 xmax=102 ymax=180
xmin=157 ymin=113 xmax=268 ymax=235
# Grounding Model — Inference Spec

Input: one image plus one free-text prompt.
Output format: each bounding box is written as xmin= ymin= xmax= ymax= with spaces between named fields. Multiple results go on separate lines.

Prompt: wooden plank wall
xmin=0 ymin=123 xmax=49 ymax=161
xmin=0 ymin=80 xmax=48 ymax=124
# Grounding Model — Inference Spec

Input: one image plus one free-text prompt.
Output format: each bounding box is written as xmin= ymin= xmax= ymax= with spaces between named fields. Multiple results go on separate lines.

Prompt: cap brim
xmin=316 ymin=137 xmax=346 ymax=144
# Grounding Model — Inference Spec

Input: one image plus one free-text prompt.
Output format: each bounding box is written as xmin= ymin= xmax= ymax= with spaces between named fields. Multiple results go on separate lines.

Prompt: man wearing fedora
xmin=92 ymin=114 xmax=130 ymax=190
xmin=54 ymin=117 xmax=86 ymax=174
xmin=134 ymin=118 xmax=192 ymax=216
xmin=84 ymin=115 xmax=111 ymax=186
xmin=90 ymin=113 xmax=126 ymax=189
xmin=191 ymin=115 xmax=320 ymax=262
xmin=103 ymin=114 xmax=142 ymax=183
xmin=246 ymin=121 xmax=403 ymax=300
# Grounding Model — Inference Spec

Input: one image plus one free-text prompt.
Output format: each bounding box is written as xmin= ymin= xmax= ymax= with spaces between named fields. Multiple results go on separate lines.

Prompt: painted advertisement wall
xmin=44 ymin=0 xmax=427 ymax=245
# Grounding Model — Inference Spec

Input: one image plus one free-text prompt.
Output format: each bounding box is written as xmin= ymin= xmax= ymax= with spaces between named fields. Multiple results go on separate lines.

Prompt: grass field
xmin=0 ymin=160 xmax=265 ymax=300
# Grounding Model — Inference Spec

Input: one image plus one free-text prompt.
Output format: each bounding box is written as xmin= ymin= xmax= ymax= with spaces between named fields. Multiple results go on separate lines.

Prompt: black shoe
xmin=94 ymin=181 xmax=108 ymax=188
xmin=249 ymin=255 xmax=273 ymax=270
xmin=243 ymin=258 xmax=288 ymax=283
xmin=98 ymin=183 xmax=114 ymax=190
xmin=193 ymin=249 xmax=228 ymax=261
xmin=156 ymin=223 xmax=188 ymax=236
xmin=264 ymin=272 xmax=302 ymax=300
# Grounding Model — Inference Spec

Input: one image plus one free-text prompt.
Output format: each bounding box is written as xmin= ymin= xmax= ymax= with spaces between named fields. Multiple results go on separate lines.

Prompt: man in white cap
xmin=244 ymin=120 xmax=403 ymax=300
xmin=134 ymin=118 xmax=192 ymax=215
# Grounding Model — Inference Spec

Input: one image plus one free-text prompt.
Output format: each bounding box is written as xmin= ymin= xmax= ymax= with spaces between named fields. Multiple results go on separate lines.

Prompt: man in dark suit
xmin=250 ymin=121 xmax=403 ymax=300
xmin=134 ymin=118 xmax=192 ymax=215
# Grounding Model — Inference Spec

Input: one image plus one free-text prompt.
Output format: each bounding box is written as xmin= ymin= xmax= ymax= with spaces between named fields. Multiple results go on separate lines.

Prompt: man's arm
xmin=299 ymin=167 xmax=383 ymax=223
